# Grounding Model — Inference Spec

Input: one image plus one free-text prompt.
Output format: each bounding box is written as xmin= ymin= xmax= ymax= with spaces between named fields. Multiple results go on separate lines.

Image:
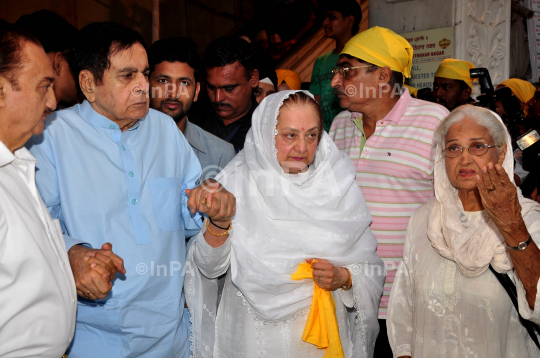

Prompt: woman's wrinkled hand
xmin=307 ymin=258 xmax=350 ymax=291
xmin=475 ymin=162 xmax=524 ymax=233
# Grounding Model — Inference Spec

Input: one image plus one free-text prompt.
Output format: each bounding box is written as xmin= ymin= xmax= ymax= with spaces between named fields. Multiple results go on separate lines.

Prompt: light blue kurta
xmin=27 ymin=100 xmax=202 ymax=358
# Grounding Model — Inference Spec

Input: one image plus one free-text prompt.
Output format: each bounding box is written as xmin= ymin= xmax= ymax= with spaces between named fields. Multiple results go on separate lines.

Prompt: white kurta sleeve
xmin=193 ymin=220 xmax=232 ymax=279
xmin=387 ymin=209 xmax=425 ymax=358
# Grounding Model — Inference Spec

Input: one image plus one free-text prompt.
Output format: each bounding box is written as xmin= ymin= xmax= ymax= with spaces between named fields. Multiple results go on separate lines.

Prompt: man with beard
xmin=190 ymin=36 xmax=259 ymax=153
xmin=27 ymin=22 xmax=236 ymax=357
xmin=149 ymin=37 xmax=235 ymax=178
xmin=328 ymin=26 xmax=449 ymax=357
xmin=432 ymin=58 xmax=475 ymax=111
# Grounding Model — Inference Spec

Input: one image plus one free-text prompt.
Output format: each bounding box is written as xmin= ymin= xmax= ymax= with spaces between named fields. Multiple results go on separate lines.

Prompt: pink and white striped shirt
xmin=329 ymin=89 xmax=449 ymax=319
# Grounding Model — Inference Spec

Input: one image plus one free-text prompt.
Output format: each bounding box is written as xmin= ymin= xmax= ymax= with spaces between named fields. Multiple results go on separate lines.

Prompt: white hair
xmin=434 ymin=104 xmax=508 ymax=152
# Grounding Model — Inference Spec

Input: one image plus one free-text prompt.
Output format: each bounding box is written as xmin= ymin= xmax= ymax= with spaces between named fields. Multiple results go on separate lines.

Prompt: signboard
xmin=526 ymin=0 xmax=540 ymax=82
xmin=400 ymin=27 xmax=455 ymax=89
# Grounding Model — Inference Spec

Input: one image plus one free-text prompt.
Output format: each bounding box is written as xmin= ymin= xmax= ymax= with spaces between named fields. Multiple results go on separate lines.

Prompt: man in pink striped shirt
xmin=327 ymin=27 xmax=449 ymax=357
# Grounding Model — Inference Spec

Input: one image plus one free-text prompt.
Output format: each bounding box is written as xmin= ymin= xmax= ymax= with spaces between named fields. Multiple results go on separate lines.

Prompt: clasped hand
xmin=186 ymin=179 xmax=236 ymax=228
xmin=307 ymin=259 xmax=350 ymax=291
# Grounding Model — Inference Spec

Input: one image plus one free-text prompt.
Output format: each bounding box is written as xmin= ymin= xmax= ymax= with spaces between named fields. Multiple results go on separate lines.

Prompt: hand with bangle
xmin=186 ymin=179 xmax=236 ymax=247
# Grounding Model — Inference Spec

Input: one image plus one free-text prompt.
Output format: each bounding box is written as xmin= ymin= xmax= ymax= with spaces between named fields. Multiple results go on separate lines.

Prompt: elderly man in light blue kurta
xmin=27 ymin=22 xmax=236 ymax=358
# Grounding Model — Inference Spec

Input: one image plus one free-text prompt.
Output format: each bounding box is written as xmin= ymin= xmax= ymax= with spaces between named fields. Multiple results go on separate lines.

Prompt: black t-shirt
xmin=190 ymin=98 xmax=258 ymax=153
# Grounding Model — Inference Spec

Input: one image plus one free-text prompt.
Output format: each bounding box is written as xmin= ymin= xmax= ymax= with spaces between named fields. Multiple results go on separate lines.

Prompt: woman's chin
xmin=281 ymin=163 xmax=309 ymax=174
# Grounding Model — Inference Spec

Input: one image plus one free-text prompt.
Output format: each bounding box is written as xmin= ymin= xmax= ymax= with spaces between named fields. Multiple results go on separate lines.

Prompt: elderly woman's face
xmin=275 ymin=104 xmax=320 ymax=174
xmin=444 ymin=118 xmax=506 ymax=192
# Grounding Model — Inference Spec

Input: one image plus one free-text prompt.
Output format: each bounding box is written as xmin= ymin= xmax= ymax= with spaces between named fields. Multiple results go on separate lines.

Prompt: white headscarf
xmin=427 ymin=106 xmax=538 ymax=277
xmin=213 ymin=90 xmax=380 ymax=320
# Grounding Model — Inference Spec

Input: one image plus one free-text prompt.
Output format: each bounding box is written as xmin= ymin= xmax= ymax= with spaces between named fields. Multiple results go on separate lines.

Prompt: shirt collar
xmin=0 ymin=140 xmax=36 ymax=168
xmin=79 ymin=100 xmax=143 ymax=130
xmin=350 ymin=87 xmax=413 ymax=126
xmin=184 ymin=118 xmax=206 ymax=154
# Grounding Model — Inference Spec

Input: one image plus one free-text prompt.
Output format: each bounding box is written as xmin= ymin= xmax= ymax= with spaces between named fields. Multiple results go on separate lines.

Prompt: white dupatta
xmin=185 ymin=90 xmax=384 ymax=357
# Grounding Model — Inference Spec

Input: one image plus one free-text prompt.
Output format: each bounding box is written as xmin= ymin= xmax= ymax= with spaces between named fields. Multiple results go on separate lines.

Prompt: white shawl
xmin=215 ymin=90 xmax=380 ymax=320
xmin=185 ymin=90 xmax=384 ymax=357
xmin=427 ymin=110 xmax=538 ymax=277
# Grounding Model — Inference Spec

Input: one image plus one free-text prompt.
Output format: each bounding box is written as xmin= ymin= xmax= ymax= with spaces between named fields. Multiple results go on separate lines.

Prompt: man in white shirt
xmin=0 ymin=25 xmax=77 ymax=357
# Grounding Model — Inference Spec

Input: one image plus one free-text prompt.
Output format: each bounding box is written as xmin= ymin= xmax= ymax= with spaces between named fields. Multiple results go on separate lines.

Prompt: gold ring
xmin=86 ymin=291 xmax=90 ymax=296
xmin=487 ymin=186 xmax=495 ymax=192
xmin=201 ymin=198 xmax=207 ymax=205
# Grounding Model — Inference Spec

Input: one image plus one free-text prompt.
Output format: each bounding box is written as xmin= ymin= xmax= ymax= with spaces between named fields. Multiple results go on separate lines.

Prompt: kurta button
xmin=109 ymin=124 xmax=115 ymax=129
xmin=72 ymin=298 xmax=75 ymax=304
xmin=131 ymin=198 xmax=137 ymax=205
xmin=129 ymin=171 xmax=134 ymax=177
xmin=121 ymin=145 xmax=126 ymax=151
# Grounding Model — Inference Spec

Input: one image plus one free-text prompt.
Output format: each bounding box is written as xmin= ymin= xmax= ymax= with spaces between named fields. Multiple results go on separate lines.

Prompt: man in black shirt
xmin=191 ymin=37 xmax=259 ymax=152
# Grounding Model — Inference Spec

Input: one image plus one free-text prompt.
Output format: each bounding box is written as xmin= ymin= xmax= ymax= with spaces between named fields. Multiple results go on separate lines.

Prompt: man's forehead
xmin=21 ymin=41 xmax=55 ymax=80
xmin=337 ymin=55 xmax=362 ymax=66
xmin=109 ymin=44 xmax=148 ymax=71
xmin=434 ymin=77 xmax=460 ymax=86
xmin=153 ymin=61 xmax=195 ymax=79
xmin=206 ymin=61 xmax=247 ymax=85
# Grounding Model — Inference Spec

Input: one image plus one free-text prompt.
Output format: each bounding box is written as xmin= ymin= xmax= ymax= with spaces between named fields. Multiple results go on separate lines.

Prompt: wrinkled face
xmin=444 ymin=118 xmax=506 ymax=192
xmin=91 ymin=43 xmax=150 ymax=125
xmin=206 ymin=61 xmax=257 ymax=121
xmin=254 ymin=81 xmax=275 ymax=104
xmin=331 ymin=55 xmax=380 ymax=111
xmin=149 ymin=61 xmax=200 ymax=123
xmin=433 ymin=77 xmax=469 ymax=110
xmin=323 ymin=11 xmax=352 ymax=39
xmin=275 ymin=104 xmax=320 ymax=174
xmin=0 ymin=41 xmax=56 ymax=149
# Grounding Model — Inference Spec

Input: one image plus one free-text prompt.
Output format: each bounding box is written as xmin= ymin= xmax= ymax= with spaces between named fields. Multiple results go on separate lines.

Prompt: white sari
xmin=185 ymin=90 xmax=385 ymax=358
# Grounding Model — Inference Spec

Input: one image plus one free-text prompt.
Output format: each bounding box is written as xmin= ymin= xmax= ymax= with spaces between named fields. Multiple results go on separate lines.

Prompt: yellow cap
xmin=498 ymin=79 xmax=536 ymax=103
xmin=276 ymin=69 xmax=302 ymax=90
xmin=341 ymin=26 xmax=413 ymax=78
xmin=435 ymin=59 xmax=475 ymax=89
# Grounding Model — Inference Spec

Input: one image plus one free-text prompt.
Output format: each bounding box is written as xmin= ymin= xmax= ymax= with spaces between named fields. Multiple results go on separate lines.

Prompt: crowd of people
xmin=1 ymin=1 xmax=540 ymax=358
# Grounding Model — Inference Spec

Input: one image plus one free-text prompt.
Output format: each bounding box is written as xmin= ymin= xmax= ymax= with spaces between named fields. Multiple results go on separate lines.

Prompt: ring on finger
xmin=201 ymin=197 xmax=207 ymax=206
xmin=487 ymin=186 xmax=495 ymax=192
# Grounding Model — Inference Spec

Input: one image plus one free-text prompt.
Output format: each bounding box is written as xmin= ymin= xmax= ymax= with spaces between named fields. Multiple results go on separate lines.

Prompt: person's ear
xmin=79 ymin=70 xmax=96 ymax=103
xmin=194 ymin=82 xmax=200 ymax=103
xmin=379 ymin=66 xmax=392 ymax=86
xmin=52 ymin=52 xmax=63 ymax=76
xmin=0 ymin=77 xmax=7 ymax=109
xmin=460 ymin=87 xmax=472 ymax=103
xmin=498 ymin=144 xmax=507 ymax=164
xmin=250 ymin=69 xmax=259 ymax=88
xmin=346 ymin=15 xmax=354 ymax=31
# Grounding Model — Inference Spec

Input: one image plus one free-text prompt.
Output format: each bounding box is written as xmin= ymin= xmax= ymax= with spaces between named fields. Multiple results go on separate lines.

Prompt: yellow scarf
xmin=435 ymin=58 xmax=475 ymax=89
xmin=291 ymin=261 xmax=344 ymax=358
xmin=341 ymin=26 xmax=413 ymax=78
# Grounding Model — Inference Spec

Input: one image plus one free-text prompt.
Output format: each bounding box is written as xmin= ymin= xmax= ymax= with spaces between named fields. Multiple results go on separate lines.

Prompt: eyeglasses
xmin=442 ymin=143 xmax=501 ymax=158
xmin=331 ymin=65 xmax=374 ymax=77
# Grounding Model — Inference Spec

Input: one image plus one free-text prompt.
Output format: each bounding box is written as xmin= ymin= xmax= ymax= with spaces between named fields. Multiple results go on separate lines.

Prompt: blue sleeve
xmin=27 ymin=124 xmax=91 ymax=251
xmin=177 ymin=129 xmax=203 ymax=238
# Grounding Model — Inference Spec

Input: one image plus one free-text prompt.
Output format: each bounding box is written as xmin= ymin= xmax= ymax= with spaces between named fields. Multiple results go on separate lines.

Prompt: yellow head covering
xmin=498 ymin=79 xmax=536 ymax=103
xmin=403 ymin=84 xmax=418 ymax=98
xmin=341 ymin=26 xmax=413 ymax=78
xmin=276 ymin=69 xmax=302 ymax=90
xmin=435 ymin=59 xmax=475 ymax=89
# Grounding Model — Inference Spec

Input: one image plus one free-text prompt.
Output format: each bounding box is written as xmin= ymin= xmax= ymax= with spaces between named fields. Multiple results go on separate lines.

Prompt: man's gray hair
xmin=434 ymin=104 xmax=507 ymax=152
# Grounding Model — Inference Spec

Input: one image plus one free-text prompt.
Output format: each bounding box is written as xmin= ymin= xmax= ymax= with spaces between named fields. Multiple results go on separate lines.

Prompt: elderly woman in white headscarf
xmin=387 ymin=105 xmax=540 ymax=358
xmin=185 ymin=90 xmax=385 ymax=358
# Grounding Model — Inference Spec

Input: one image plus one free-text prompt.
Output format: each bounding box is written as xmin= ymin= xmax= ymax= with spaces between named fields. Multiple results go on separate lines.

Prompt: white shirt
xmin=0 ymin=141 xmax=76 ymax=357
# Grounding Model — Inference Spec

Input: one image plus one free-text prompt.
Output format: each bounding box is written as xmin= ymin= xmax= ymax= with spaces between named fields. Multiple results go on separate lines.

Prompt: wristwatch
xmin=505 ymin=235 xmax=532 ymax=251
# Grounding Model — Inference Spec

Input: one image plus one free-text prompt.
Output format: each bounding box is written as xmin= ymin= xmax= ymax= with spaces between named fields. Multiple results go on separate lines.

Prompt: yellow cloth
xmin=435 ymin=58 xmax=475 ymax=89
xmin=341 ymin=26 xmax=413 ymax=78
xmin=276 ymin=69 xmax=302 ymax=90
xmin=403 ymin=84 xmax=418 ymax=98
xmin=291 ymin=261 xmax=344 ymax=358
xmin=498 ymin=79 xmax=536 ymax=103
